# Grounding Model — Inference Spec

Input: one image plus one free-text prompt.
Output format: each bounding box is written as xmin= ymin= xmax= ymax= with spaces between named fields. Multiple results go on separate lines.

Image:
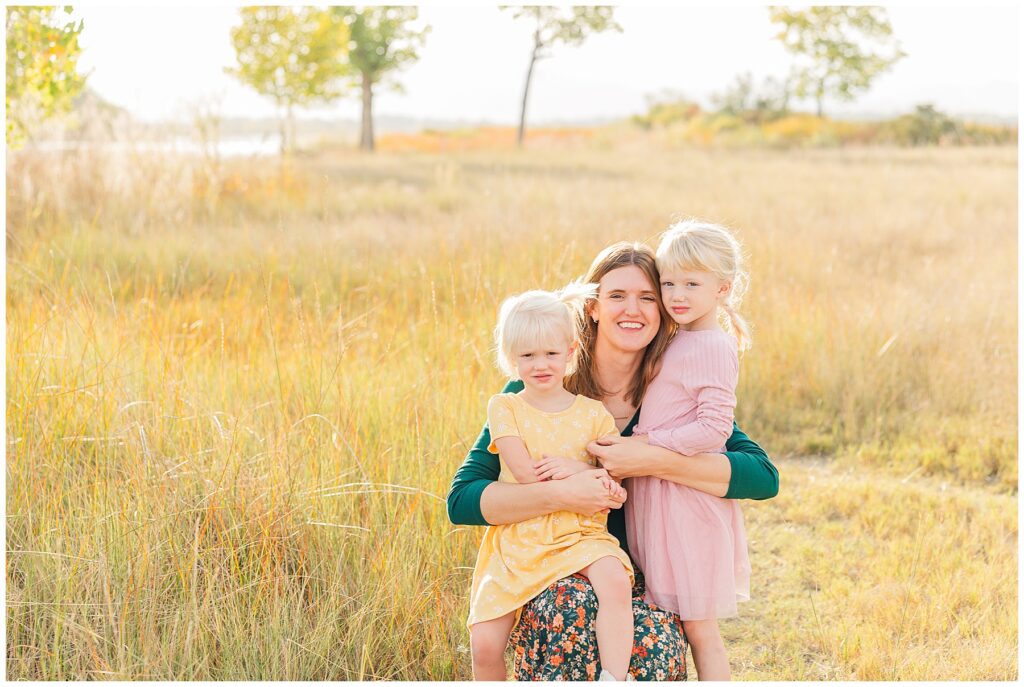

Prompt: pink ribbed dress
xmin=625 ymin=328 xmax=750 ymax=620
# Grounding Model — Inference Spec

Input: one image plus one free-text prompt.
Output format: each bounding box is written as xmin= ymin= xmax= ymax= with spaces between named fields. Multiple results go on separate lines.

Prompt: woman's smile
xmin=591 ymin=266 xmax=662 ymax=354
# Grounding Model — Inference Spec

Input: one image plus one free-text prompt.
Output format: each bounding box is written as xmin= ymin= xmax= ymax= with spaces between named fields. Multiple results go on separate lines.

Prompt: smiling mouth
xmin=617 ymin=322 xmax=644 ymax=330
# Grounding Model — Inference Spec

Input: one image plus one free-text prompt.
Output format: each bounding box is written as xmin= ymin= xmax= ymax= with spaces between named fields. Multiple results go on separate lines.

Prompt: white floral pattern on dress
xmin=468 ymin=393 xmax=630 ymax=627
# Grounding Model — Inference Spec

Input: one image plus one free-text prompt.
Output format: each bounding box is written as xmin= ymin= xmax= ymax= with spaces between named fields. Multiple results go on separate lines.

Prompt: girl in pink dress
xmin=622 ymin=220 xmax=752 ymax=681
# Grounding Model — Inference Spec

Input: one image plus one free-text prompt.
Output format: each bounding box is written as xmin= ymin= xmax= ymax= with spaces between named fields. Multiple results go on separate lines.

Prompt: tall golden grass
xmin=6 ymin=141 xmax=1017 ymax=679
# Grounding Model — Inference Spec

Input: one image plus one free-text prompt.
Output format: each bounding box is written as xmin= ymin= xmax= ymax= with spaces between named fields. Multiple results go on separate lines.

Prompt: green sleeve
xmin=623 ymin=415 xmax=779 ymax=501
xmin=446 ymin=387 xmax=779 ymax=527
xmin=723 ymin=422 xmax=779 ymax=500
xmin=446 ymin=379 xmax=525 ymax=526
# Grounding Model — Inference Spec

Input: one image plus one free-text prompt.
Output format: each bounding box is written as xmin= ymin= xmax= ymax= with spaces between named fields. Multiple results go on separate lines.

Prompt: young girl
xmin=622 ymin=220 xmax=752 ymax=681
xmin=467 ymin=283 xmax=635 ymax=682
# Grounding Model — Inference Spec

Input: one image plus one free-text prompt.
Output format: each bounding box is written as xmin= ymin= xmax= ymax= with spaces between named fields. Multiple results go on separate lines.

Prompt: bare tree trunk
xmin=360 ymin=72 xmax=374 ymax=152
xmin=279 ymin=109 xmax=287 ymax=156
xmin=287 ymin=101 xmax=295 ymax=153
xmin=816 ymin=78 xmax=825 ymax=117
xmin=516 ymin=31 xmax=541 ymax=148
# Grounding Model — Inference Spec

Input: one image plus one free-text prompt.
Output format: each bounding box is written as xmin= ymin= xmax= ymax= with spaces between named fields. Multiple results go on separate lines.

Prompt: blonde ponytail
xmin=556 ymin=280 xmax=599 ymax=319
xmin=721 ymin=303 xmax=752 ymax=352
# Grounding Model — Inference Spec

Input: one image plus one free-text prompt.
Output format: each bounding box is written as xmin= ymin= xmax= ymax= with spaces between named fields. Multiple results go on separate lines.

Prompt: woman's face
xmin=591 ymin=265 xmax=662 ymax=355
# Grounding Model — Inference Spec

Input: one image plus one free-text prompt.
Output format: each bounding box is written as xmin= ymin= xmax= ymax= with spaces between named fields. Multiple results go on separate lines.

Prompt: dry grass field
xmin=5 ymin=140 xmax=1017 ymax=680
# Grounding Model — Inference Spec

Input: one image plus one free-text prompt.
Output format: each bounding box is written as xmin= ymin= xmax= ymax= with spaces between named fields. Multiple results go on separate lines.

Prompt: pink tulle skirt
xmin=625 ymin=475 xmax=750 ymax=620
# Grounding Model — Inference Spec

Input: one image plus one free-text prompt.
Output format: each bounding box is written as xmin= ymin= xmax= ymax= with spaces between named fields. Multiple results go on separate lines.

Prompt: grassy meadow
xmin=5 ymin=137 xmax=1017 ymax=679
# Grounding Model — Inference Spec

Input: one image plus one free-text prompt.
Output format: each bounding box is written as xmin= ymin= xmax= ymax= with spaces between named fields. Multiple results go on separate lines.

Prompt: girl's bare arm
xmin=480 ymin=469 xmax=626 ymax=524
xmin=493 ymin=436 xmax=541 ymax=484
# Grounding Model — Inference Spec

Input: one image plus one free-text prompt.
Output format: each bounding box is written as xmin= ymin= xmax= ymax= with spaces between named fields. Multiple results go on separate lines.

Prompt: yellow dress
xmin=466 ymin=392 xmax=634 ymax=627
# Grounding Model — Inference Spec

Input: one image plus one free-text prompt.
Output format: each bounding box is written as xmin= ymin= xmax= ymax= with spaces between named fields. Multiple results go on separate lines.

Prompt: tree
xmin=227 ymin=7 xmax=349 ymax=154
xmin=631 ymin=90 xmax=701 ymax=130
xmin=502 ymin=6 xmax=621 ymax=147
xmin=329 ymin=6 xmax=428 ymax=152
xmin=711 ymin=73 xmax=756 ymax=118
xmin=6 ymin=6 xmax=86 ymax=147
xmin=769 ymin=6 xmax=905 ymax=117
xmin=888 ymin=104 xmax=964 ymax=146
xmin=751 ymin=74 xmax=793 ymax=121
xmin=711 ymin=72 xmax=792 ymax=123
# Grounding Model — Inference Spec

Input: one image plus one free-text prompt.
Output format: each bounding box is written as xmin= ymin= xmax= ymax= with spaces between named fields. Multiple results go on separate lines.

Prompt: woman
xmin=447 ymin=242 xmax=779 ymax=680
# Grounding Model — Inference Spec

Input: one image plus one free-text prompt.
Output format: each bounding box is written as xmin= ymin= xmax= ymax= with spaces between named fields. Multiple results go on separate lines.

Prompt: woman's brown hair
xmin=564 ymin=242 xmax=676 ymax=407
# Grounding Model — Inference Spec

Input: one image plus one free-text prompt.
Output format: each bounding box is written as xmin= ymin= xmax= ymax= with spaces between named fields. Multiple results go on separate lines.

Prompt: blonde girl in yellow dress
xmin=468 ymin=282 xmax=635 ymax=681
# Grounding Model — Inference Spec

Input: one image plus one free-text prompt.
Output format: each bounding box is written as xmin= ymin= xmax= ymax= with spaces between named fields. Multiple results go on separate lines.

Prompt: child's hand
xmin=599 ymin=475 xmax=627 ymax=502
xmin=535 ymin=455 xmax=591 ymax=481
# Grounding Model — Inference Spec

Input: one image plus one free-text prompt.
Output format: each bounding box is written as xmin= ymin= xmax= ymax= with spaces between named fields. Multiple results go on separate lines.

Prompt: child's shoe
xmin=598 ymin=669 xmax=635 ymax=681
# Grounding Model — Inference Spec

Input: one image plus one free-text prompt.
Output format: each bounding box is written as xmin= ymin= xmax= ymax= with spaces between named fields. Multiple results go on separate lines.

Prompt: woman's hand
xmin=588 ymin=435 xmax=731 ymax=497
xmin=535 ymin=454 xmax=592 ymax=481
xmin=587 ymin=435 xmax=656 ymax=480
xmin=554 ymin=468 xmax=626 ymax=517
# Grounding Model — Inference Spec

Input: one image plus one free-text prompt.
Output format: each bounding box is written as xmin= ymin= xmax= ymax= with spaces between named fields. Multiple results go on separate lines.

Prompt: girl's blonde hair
xmin=494 ymin=281 xmax=598 ymax=379
xmin=564 ymin=242 xmax=676 ymax=407
xmin=656 ymin=219 xmax=752 ymax=350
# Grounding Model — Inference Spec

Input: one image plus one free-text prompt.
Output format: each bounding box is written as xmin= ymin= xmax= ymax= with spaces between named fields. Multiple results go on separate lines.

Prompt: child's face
xmin=514 ymin=337 xmax=576 ymax=392
xmin=659 ymin=268 xmax=730 ymax=328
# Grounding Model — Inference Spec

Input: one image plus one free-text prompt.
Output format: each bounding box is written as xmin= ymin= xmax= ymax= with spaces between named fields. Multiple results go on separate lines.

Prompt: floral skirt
xmin=508 ymin=572 xmax=688 ymax=681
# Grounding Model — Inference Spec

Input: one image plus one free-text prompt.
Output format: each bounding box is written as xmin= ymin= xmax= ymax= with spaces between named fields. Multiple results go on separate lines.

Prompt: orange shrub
xmin=376 ymin=126 xmax=597 ymax=153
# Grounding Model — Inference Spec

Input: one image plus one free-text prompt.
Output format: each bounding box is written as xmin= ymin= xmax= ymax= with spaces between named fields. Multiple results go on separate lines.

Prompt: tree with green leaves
xmin=769 ymin=6 xmax=905 ymax=117
xmin=712 ymin=72 xmax=791 ymax=123
xmin=329 ymin=6 xmax=428 ymax=152
xmin=6 ymin=5 xmax=86 ymax=147
xmin=502 ymin=6 xmax=621 ymax=147
xmin=889 ymin=103 xmax=964 ymax=146
xmin=227 ymin=7 xmax=349 ymax=154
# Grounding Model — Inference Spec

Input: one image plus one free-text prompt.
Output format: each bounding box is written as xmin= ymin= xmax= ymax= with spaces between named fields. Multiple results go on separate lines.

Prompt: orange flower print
xmin=509 ymin=574 xmax=687 ymax=680
xmin=574 ymin=605 xmax=587 ymax=627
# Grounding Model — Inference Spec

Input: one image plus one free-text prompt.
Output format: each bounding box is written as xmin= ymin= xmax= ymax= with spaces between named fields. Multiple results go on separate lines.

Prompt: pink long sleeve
xmin=627 ymin=328 xmax=749 ymax=621
xmin=639 ymin=329 xmax=739 ymax=456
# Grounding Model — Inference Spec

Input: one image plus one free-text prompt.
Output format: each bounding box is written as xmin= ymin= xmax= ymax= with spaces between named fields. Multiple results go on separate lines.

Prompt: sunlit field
xmin=6 ymin=139 xmax=1017 ymax=680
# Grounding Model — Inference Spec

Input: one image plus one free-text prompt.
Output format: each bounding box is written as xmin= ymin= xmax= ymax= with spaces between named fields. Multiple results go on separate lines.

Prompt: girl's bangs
xmin=658 ymin=238 xmax=723 ymax=277
xmin=506 ymin=314 xmax=572 ymax=356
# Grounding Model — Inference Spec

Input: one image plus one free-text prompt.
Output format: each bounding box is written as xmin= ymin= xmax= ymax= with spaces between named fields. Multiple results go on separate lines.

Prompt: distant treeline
xmin=632 ymin=93 xmax=1016 ymax=148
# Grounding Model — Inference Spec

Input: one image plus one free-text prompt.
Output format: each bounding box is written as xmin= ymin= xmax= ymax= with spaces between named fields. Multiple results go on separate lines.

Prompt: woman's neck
xmin=592 ymin=336 xmax=644 ymax=401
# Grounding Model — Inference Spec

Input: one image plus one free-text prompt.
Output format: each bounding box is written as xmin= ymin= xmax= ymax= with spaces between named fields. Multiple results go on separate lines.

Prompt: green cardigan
xmin=446 ymin=380 xmax=779 ymax=552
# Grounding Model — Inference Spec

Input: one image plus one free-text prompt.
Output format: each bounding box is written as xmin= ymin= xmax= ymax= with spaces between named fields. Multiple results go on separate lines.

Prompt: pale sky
xmin=72 ymin=4 xmax=1019 ymax=125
